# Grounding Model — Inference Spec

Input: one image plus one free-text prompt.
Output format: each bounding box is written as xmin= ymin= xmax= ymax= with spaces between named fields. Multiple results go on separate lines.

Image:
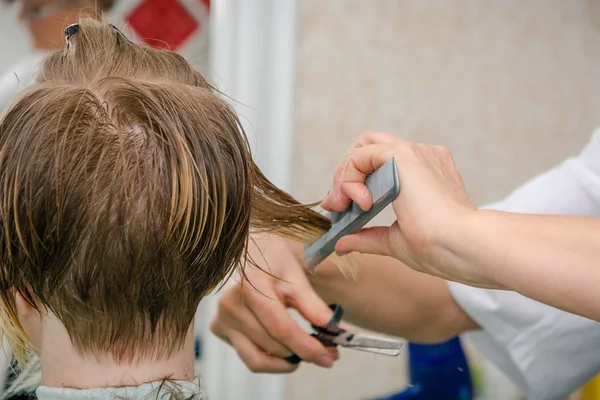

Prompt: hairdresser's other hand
xmin=322 ymin=131 xmax=484 ymax=286
xmin=210 ymin=236 xmax=338 ymax=373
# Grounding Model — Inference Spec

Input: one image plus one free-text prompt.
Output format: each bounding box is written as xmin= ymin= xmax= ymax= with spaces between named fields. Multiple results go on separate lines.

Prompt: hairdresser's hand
xmin=210 ymin=236 xmax=338 ymax=373
xmin=322 ymin=131 xmax=484 ymax=286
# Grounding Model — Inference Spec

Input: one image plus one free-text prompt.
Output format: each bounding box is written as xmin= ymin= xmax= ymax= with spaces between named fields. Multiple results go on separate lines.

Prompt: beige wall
xmin=286 ymin=1 xmax=600 ymax=399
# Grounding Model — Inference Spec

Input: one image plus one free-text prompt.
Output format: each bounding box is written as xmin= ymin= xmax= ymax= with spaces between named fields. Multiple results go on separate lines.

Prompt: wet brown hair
xmin=0 ymin=18 xmax=329 ymax=363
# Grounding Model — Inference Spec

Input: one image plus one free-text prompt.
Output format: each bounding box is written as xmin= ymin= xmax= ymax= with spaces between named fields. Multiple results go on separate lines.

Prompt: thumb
xmin=335 ymin=226 xmax=391 ymax=257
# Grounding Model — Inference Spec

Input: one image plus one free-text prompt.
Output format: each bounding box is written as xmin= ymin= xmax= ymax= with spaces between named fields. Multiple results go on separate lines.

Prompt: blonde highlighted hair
xmin=0 ymin=19 xmax=329 ymax=364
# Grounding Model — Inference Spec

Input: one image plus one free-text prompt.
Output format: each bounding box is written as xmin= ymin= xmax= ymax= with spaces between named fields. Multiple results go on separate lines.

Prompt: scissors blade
xmin=332 ymin=332 xmax=403 ymax=356
xmin=347 ymin=346 xmax=403 ymax=356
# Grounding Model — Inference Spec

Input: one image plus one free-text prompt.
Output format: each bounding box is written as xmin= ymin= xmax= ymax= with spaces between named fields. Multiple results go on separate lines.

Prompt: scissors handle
xmin=315 ymin=304 xmax=344 ymax=333
xmin=285 ymin=304 xmax=403 ymax=364
xmin=285 ymin=304 xmax=344 ymax=364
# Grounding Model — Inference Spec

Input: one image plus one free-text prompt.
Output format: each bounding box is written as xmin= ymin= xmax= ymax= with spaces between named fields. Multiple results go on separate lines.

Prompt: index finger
xmin=323 ymin=133 xmax=402 ymax=212
xmin=324 ymin=144 xmax=396 ymax=212
xmin=244 ymin=285 xmax=333 ymax=365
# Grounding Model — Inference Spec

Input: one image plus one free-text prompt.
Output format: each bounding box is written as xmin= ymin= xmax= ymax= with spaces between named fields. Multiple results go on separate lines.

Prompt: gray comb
xmin=304 ymin=158 xmax=400 ymax=270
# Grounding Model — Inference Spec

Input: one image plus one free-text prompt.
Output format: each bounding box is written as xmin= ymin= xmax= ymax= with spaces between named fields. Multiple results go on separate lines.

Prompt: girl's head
xmin=0 ymin=18 xmax=329 ymax=366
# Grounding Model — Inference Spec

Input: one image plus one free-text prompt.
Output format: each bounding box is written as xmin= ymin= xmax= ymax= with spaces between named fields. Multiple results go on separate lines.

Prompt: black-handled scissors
xmin=285 ymin=304 xmax=403 ymax=364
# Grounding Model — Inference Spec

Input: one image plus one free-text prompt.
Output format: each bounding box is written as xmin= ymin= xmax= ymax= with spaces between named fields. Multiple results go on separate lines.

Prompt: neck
xmin=39 ymin=317 xmax=196 ymax=389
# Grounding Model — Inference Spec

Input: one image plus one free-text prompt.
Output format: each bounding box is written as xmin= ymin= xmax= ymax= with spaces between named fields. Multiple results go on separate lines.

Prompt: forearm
xmin=444 ymin=210 xmax=600 ymax=321
xmin=289 ymin=244 xmax=479 ymax=342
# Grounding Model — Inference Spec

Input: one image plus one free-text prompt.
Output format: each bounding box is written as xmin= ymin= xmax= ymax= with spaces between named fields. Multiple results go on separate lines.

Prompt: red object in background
xmin=126 ymin=0 xmax=208 ymax=50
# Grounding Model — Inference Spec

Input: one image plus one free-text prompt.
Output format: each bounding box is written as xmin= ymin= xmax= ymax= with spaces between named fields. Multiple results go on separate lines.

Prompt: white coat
xmin=449 ymin=129 xmax=600 ymax=400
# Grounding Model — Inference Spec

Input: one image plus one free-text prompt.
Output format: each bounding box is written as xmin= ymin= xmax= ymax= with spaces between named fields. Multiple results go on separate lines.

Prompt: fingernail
xmin=316 ymin=355 xmax=334 ymax=368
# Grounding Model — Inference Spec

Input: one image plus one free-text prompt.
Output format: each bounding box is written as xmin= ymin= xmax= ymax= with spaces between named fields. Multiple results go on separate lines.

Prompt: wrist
xmin=429 ymin=209 xmax=506 ymax=288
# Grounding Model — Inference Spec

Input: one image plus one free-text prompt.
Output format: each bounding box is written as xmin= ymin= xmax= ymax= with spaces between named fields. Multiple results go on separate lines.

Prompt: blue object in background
xmin=195 ymin=335 xmax=203 ymax=360
xmin=375 ymin=337 xmax=472 ymax=400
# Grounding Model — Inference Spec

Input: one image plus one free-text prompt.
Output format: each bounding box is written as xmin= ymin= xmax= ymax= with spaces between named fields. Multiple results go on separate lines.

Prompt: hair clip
xmin=64 ymin=23 xmax=129 ymax=49
xmin=108 ymin=23 xmax=131 ymax=42
xmin=64 ymin=23 xmax=80 ymax=49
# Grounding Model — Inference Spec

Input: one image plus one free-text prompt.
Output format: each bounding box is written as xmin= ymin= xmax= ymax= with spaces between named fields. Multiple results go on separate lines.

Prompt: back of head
xmin=0 ymin=18 xmax=329 ymax=363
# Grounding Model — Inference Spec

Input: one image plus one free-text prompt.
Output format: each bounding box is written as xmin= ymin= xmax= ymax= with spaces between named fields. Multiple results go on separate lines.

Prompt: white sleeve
xmin=448 ymin=128 xmax=600 ymax=400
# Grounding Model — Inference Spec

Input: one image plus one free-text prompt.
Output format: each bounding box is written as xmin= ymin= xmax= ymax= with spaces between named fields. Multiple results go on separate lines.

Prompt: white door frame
xmin=201 ymin=1 xmax=299 ymax=399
